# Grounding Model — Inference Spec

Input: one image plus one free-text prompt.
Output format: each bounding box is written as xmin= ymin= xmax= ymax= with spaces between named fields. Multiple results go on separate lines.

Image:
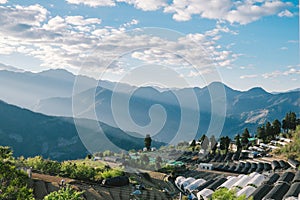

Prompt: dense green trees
xmin=257 ymin=118 xmax=284 ymax=143
xmin=0 ymin=146 xmax=34 ymax=200
xmin=282 ymin=111 xmax=298 ymax=133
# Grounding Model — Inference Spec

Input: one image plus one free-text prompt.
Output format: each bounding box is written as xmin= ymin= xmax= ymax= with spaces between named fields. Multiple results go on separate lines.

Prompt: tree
xmin=44 ymin=185 xmax=84 ymax=200
xmin=272 ymin=119 xmax=281 ymax=136
xmin=199 ymin=134 xmax=206 ymax=144
xmin=144 ymin=134 xmax=152 ymax=151
xmin=282 ymin=112 xmax=297 ymax=133
xmin=220 ymin=136 xmax=231 ymax=154
xmin=257 ymin=125 xmax=266 ymax=143
xmin=210 ymin=135 xmax=217 ymax=155
xmin=265 ymin=121 xmax=274 ymax=141
xmin=201 ymin=135 xmax=209 ymax=154
xmin=241 ymin=128 xmax=250 ymax=147
xmin=234 ymin=134 xmax=242 ymax=152
xmin=225 ymin=136 xmax=231 ymax=154
xmin=190 ymin=139 xmax=196 ymax=151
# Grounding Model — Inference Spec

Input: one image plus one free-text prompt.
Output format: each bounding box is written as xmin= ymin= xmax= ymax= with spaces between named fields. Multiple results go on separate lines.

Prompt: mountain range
xmin=0 ymin=67 xmax=299 ymax=146
xmin=0 ymin=100 xmax=164 ymax=160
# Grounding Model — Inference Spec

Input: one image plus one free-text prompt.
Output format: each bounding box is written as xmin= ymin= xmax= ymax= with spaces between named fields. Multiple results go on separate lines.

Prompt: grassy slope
xmin=273 ymin=125 xmax=300 ymax=161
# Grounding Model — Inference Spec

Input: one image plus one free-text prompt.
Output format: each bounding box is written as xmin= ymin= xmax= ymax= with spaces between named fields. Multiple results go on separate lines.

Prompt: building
xmin=199 ymin=163 xmax=213 ymax=170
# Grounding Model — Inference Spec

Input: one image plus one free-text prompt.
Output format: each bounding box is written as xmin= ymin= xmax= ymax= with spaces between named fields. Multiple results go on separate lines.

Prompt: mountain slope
xmin=0 ymin=69 xmax=97 ymax=109
xmin=35 ymin=82 xmax=300 ymax=141
xmin=0 ymin=100 xmax=164 ymax=160
xmin=0 ymin=68 xmax=299 ymax=141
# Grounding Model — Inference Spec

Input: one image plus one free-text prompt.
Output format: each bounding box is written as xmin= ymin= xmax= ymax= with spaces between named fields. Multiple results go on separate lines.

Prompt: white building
xmin=199 ymin=163 xmax=213 ymax=170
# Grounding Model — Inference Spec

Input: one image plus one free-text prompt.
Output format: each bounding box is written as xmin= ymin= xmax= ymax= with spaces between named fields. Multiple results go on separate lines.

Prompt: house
xmin=199 ymin=163 xmax=213 ymax=170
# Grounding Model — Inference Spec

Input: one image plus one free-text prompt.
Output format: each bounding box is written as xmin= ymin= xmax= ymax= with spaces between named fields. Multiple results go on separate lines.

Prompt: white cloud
xmin=240 ymin=74 xmax=258 ymax=79
xmin=278 ymin=9 xmax=294 ymax=17
xmin=280 ymin=46 xmax=288 ymax=50
xmin=0 ymin=3 xmax=238 ymax=79
xmin=262 ymin=67 xmax=300 ymax=78
xmin=226 ymin=1 xmax=292 ymax=24
xmin=66 ymin=0 xmax=115 ymax=7
xmin=43 ymin=16 xmax=68 ymax=32
xmin=121 ymin=19 xmax=139 ymax=28
xmin=164 ymin=0 xmax=233 ymax=21
xmin=117 ymin=0 xmax=168 ymax=11
xmin=288 ymin=40 xmax=299 ymax=43
xmin=163 ymin=0 xmax=293 ymax=24
xmin=0 ymin=0 xmax=7 ymax=4
xmin=64 ymin=0 xmax=294 ymax=24
xmin=0 ymin=4 xmax=48 ymax=29
xmin=65 ymin=16 xmax=101 ymax=26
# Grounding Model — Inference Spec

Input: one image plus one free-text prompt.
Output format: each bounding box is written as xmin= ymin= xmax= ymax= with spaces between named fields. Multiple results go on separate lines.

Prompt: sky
xmin=0 ymin=0 xmax=299 ymax=92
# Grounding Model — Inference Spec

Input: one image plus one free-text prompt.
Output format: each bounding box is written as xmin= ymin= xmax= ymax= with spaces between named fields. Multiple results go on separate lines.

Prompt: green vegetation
xmin=274 ymin=125 xmax=300 ymax=160
xmin=44 ymin=186 xmax=84 ymax=200
xmin=123 ymin=154 xmax=157 ymax=170
xmin=255 ymin=112 xmax=300 ymax=143
xmin=257 ymin=119 xmax=282 ymax=143
xmin=22 ymin=156 xmax=124 ymax=182
xmin=210 ymin=136 xmax=217 ymax=155
xmin=190 ymin=139 xmax=196 ymax=151
xmin=212 ymin=188 xmax=251 ymax=200
xmin=282 ymin=111 xmax=298 ymax=133
xmin=241 ymin=128 xmax=250 ymax=148
xmin=234 ymin=134 xmax=242 ymax=152
xmin=220 ymin=136 xmax=231 ymax=154
xmin=199 ymin=134 xmax=209 ymax=153
xmin=0 ymin=146 xmax=34 ymax=200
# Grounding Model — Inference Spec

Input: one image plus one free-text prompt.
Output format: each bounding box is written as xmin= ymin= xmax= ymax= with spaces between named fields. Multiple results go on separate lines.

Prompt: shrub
xmin=44 ymin=185 xmax=84 ymax=200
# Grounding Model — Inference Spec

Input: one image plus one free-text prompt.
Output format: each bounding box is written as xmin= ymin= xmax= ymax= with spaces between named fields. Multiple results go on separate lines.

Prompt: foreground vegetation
xmin=212 ymin=188 xmax=250 ymax=200
xmin=0 ymin=146 xmax=34 ymax=200
xmin=22 ymin=156 xmax=124 ymax=182
xmin=44 ymin=186 xmax=84 ymax=200
xmin=0 ymin=146 xmax=126 ymax=199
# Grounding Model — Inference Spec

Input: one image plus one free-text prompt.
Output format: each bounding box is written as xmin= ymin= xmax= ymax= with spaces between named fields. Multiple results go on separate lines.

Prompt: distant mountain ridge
xmin=0 ymin=68 xmax=299 ymax=142
xmin=0 ymin=100 xmax=164 ymax=160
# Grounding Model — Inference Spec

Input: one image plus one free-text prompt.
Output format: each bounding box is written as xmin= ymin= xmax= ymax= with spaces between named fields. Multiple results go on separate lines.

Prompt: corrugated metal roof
xmin=237 ymin=185 xmax=256 ymax=198
xmin=252 ymin=183 xmax=273 ymax=200
xmin=263 ymin=182 xmax=290 ymax=200
xmin=283 ymin=182 xmax=300 ymax=199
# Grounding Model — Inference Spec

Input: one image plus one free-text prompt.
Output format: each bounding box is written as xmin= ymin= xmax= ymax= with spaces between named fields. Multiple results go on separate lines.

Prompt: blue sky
xmin=0 ymin=0 xmax=299 ymax=92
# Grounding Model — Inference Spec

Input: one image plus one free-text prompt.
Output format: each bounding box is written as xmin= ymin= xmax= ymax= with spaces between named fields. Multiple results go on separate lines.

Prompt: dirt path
xmin=32 ymin=172 xmax=74 ymax=184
